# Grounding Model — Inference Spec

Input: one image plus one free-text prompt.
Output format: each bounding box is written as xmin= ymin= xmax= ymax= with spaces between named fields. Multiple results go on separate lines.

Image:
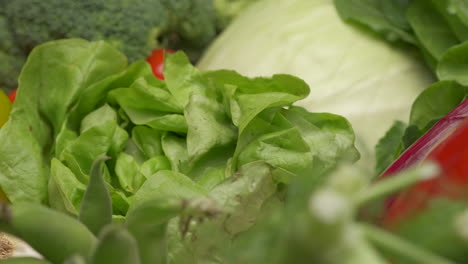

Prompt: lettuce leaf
xmin=0 ymin=39 xmax=358 ymax=231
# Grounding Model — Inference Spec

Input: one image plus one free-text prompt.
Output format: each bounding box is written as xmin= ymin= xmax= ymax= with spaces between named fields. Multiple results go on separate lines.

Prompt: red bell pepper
xmin=146 ymin=49 xmax=175 ymax=80
xmin=8 ymin=89 xmax=16 ymax=102
xmin=380 ymin=98 xmax=468 ymax=226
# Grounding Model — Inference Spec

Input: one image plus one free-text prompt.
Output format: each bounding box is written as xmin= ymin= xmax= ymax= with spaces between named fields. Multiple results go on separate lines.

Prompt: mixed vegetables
xmin=0 ymin=0 xmax=256 ymax=94
xmin=1 ymin=0 xmax=468 ymax=263
xmin=198 ymin=0 xmax=435 ymax=172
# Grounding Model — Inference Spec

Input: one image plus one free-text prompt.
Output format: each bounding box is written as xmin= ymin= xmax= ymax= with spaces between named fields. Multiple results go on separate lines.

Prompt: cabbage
xmin=198 ymin=0 xmax=435 ymax=172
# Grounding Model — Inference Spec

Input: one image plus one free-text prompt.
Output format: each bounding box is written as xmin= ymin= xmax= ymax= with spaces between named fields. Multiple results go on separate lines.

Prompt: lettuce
xmin=197 ymin=0 xmax=435 ymax=172
xmin=0 ymin=39 xmax=358 ymax=223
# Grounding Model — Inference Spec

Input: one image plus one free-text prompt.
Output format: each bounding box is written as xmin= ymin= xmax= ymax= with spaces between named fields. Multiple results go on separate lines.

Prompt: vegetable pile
xmin=0 ymin=0 xmax=255 ymax=93
xmin=0 ymin=38 xmax=363 ymax=262
xmin=2 ymin=0 xmax=468 ymax=263
xmin=198 ymin=0 xmax=435 ymax=172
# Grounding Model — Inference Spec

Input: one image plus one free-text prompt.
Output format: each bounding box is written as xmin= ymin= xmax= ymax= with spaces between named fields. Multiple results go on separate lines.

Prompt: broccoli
xmin=0 ymin=0 xmax=219 ymax=92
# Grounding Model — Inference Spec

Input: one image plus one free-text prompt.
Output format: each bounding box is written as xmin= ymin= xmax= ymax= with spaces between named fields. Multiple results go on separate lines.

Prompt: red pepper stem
xmin=355 ymin=162 xmax=439 ymax=206
xmin=360 ymin=223 xmax=455 ymax=264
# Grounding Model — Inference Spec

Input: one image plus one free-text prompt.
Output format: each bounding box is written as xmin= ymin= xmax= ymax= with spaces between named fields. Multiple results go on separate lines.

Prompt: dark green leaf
xmin=437 ymin=42 xmax=468 ymax=86
xmin=381 ymin=0 xmax=412 ymax=31
xmin=430 ymin=0 xmax=468 ymax=42
xmin=407 ymin=0 xmax=460 ymax=60
xmin=375 ymin=121 xmax=407 ymax=175
xmin=334 ymin=0 xmax=415 ymax=43
xmin=453 ymin=0 xmax=468 ymax=27
xmin=409 ymin=81 xmax=468 ymax=129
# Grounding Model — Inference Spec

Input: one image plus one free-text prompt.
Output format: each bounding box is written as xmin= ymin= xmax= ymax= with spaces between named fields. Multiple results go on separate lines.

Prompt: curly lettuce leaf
xmin=0 ymin=39 xmax=126 ymax=203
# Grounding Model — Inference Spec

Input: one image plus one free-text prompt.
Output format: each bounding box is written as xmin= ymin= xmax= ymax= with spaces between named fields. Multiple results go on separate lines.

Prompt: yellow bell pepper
xmin=0 ymin=89 xmax=12 ymax=128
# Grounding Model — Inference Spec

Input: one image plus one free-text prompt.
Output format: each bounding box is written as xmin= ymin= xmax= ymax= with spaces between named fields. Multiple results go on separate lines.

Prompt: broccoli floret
xmin=0 ymin=0 xmax=218 ymax=91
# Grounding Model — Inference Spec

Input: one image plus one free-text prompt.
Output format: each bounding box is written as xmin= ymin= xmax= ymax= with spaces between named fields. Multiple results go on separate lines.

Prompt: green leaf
xmin=210 ymin=161 xmax=278 ymax=234
xmin=375 ymin=121 xmax=407 ymax=175
xmin=60 ymin=105 xmax=118 ymax=175
xmin=429 ymin=0 xmax=468 ymax=42
xmin=114 ymin=152 xmax=146 ymax=193
xmin=401 ymin=124 xmax=425 ymax=149
xmin=237 ymin=127 xmax=313 ymax=177
xmin=281 ymin=107 xmax=359 ymax=173
xmin=185 ymin=88 xmax=237 ymax=163
xmin=132 ymin=126 xmax=163 ymax=159
xmin=48 ymin=158 xmax=86 ymax=215
xmin=195 ymin=167 xmax=226 ymax=191
xmin=167 ymin=161 xmax=279 ymax=263
xmin=79 ymin=156 xmax=112 ymax=236
xmin=204 ymin=70 xmax=310 ymax=134
xmin=230 ymin=108 xmax=286 ymax=172
xmin=108 ymin=126 xmax=129 ymax=162
xmin=381 ymin=0 xmax=412 ymax=31
xmin=437 ymin=42 xmax=468 ymax=86
xmin=131 ymin=170 xmax=207 ymax=208
xmin=362 ymin=223 xmax=455 ymax=264
xmin=407 ymin=0 xmax=460 ymax=60
xmin=109 ymin=78 xmax=182 ymax=114
xmin=68 ymin=61 xmax=153 ymax=130
xmin=453 ymin=0 xmax=468 ymax=27
xmin=334 ymin=0 xmax=415 ymax=43
xmin=108 ymin=78 xmax=186 ymax=133
xmin=89 ymin=225 xmax=141 ymax=264
xmin=140 ymin=155 xmax=172 ymax=178
xmin=2 ymin=203 xmax=97 ymax=264
xmin=234 ymin=107 xmax=358 ymax=178
xmin=164 ymin=52 xmax=205 ymax=108
xmin=409 ymin=80 xmax=468 ymax=129
xmin=0 ymin=39 xmax=125 ymax=203
xmin=123 ymin=139 xmax=147 ymax=165
xmin=161 ymin=133 xmax=190 ymax=173
xmin=80 ymin=104 xmax=117 ymax=134
xmin=20 ymin=39 xmax=127 ymax=136
xmin=110 ymin=190 xmax=130 ymax=216
xmin=126 ymin=198 xmax=183 ymax=264
xmin=55 ymin=122 xmax=78 ymax=158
